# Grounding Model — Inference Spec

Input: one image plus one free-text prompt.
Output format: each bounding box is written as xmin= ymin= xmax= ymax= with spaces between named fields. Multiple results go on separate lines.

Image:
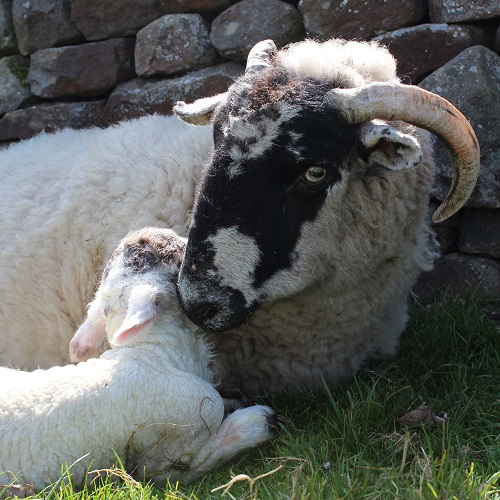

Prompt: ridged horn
xmin=326 ymin=82 xmax=480 ymax=223
xmin=246 ymin=39 xmax=277 ymax=74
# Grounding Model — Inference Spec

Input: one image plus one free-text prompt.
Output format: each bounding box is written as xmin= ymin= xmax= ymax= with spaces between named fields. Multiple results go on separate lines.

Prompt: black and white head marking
xmin=178 ymin=68 xmax=359 ymax=330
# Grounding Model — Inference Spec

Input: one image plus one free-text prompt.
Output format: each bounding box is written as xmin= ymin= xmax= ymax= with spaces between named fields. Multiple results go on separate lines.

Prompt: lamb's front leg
xmin=183 ymin=404 xmax=279 ymax=482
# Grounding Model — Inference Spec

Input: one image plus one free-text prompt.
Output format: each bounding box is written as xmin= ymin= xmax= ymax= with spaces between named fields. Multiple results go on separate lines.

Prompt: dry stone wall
xmin=0 ymin=0 xmax=499 ymax=301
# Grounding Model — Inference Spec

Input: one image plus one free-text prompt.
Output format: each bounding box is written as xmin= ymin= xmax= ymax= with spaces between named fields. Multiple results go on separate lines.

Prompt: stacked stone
xmin=0 ymin=0 xmax=499 ymax=300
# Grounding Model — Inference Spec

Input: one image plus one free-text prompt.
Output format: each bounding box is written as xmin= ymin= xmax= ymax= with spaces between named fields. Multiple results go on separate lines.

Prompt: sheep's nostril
xmin=177 ymin=279 xmax=250 ymax=331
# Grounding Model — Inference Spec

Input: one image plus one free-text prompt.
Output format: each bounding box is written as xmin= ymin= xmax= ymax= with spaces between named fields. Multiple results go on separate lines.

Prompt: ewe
xmin=0 ymin=227 xmax=277 ymax=491
xmin=175 ymin=39 xmax=480 ymax=394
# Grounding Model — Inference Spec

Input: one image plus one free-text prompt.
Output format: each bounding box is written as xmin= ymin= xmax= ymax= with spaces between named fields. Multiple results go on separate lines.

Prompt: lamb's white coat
xmin=0 ymin=228 xmax=275 ymax=490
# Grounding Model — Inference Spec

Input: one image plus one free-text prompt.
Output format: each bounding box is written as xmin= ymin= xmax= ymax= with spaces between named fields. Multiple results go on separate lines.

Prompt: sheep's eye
xmin=303 ymin=167 xmax=327 ymax=184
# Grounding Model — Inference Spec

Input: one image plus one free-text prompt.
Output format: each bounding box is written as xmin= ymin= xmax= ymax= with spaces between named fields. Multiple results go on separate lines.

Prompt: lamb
xmin=0 ymin=39 xmax=479 ymax=397
xmin=0 ymin=114 xmax=213 ymax=370
xmin=0 ymin=227 xmax=277 ymax=491
xmin=173 ymin=38 xmax=480 ymax=395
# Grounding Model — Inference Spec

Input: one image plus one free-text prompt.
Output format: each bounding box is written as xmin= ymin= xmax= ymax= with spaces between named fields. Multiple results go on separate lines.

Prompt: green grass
xmin=7 ymin=293 xmax=499 ymax=499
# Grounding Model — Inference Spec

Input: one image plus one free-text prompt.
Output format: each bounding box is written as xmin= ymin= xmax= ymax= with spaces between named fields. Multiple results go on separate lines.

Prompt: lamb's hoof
xmin=224 ymin=404 xmax=280 ymax=446
xmin=266 ymin=410 xmax=283 ymax=436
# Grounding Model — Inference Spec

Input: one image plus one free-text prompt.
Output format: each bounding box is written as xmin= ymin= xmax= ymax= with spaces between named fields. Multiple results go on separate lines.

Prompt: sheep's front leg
xmin=183 ymin=404 xmax=279 ymax=482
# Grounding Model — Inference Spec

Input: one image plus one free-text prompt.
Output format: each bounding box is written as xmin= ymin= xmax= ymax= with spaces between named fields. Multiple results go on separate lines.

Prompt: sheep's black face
xmin=178 ymin=70 xmax=358 ymax=331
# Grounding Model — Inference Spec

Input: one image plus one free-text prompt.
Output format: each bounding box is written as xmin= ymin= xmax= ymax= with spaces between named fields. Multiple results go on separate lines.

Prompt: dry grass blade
xmin=88 ymin=467 xmax=142 ymax=488
xmin=211 ymin=465 xmax=283 ymax=497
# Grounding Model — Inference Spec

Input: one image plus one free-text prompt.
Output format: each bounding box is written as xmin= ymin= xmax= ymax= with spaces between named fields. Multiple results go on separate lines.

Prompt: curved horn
xmin=246 ymin=39 xmax=277 ymax=74
xmin=326 ymin=82 xmax=480 ymax=223
xmin=174 ymin=93 xmax=227 ymax=126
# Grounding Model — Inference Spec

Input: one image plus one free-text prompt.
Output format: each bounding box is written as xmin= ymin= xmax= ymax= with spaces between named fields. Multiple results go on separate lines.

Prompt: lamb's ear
xmin=358 ymin=120 xmax=423 ymax=171
xmin=112 ymin=284 xmax=162 ymax=347
xmin=69 ymin=299 xmax=107 ymax=362
xmin=173 ymin=93 xmax=227 ymax=126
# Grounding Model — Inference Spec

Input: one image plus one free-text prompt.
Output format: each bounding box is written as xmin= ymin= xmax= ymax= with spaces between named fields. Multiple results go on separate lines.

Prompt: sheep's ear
xmin=173 ymin=93 xmax=227 ymax=126
xmin=70 ymin=293 xmax=107 ymax=362
xmin=358 ymin=120 xmax=423 ymax=171
xmin=69 ymin=319 xmax=106 ymax=363
xmin=112 ymin=284 xmax=162 ymax=346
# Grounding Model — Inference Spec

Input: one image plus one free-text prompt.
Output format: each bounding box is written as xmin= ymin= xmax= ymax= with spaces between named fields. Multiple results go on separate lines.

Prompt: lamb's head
xmin=175 ymin=39 xmax=480 ymax=332
xmin=69 ymin=227 xmax=186 ymax=362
